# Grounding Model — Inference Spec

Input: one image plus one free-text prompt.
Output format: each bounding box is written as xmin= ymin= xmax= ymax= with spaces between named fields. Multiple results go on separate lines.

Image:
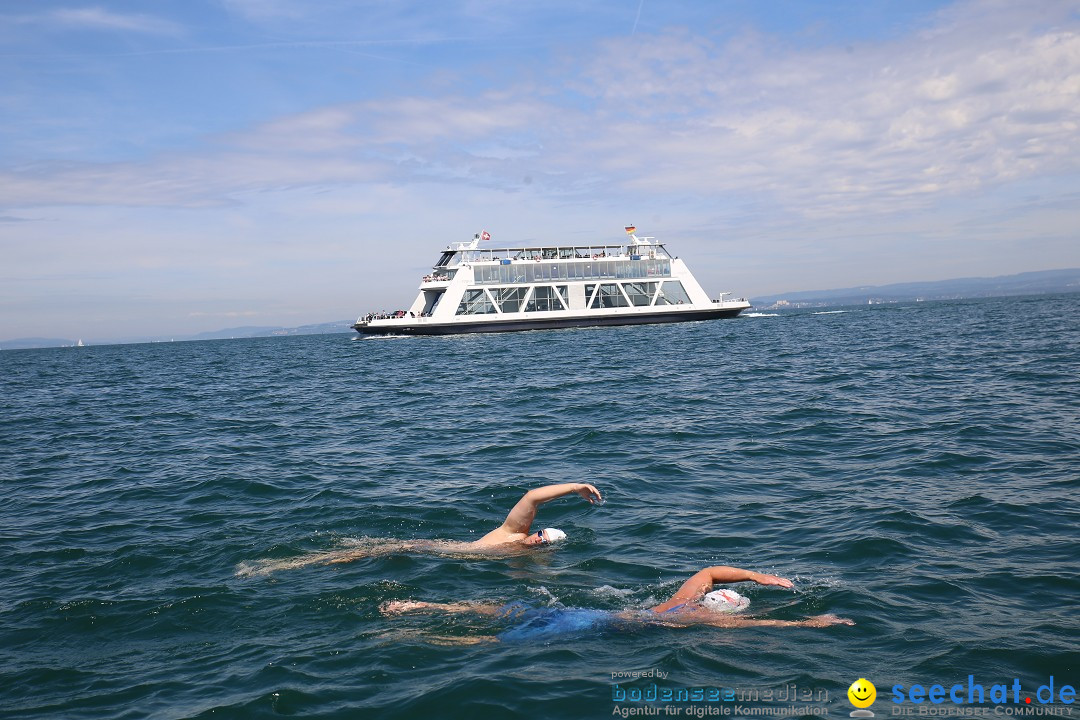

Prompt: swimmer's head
xmin=701 ymin=589 xmax=750 ymax=613
xmin=524 ymin=528 xmax=567 ymax=546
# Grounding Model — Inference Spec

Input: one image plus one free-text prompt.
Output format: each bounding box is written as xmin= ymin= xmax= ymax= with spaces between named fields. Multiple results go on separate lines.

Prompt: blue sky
xmin=2 ymin=0 xmax=1078 ymax=340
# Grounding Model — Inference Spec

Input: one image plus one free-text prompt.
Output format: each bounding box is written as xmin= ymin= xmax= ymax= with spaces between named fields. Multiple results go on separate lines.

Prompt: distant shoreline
xmin=4 ymin=268 xmax=1078 ymax=349
xmin=750 ymin=268 xmax=1079 ymax=310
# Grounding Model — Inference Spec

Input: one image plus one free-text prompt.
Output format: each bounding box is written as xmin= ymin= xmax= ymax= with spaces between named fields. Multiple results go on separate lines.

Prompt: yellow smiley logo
xmin=848 ymin=678 xmax=877 ymax=708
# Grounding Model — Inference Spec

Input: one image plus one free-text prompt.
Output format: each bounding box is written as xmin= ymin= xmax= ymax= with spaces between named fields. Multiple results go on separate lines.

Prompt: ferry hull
xmin=353 ymin=306 xmax=748 ymax=336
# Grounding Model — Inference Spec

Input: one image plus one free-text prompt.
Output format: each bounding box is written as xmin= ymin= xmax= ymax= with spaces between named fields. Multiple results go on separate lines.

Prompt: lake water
xmin=2 ymin=294 xmax=1078 ymax=719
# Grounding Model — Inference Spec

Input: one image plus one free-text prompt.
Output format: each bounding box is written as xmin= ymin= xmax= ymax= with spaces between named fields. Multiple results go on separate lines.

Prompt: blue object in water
xmin=497 ymin=606 xmax=615 ymax=641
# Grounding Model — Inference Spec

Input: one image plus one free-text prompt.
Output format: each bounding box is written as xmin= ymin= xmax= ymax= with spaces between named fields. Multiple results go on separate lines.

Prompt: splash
xmin=591 ymin=584 xmax=635 ymax=598
xmin=527 ymin=585 xmax=561 ymax=606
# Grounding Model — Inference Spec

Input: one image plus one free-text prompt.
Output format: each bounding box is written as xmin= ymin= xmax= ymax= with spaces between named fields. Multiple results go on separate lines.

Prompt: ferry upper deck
xmin=435 ymin=241 xmax=671 ymax=266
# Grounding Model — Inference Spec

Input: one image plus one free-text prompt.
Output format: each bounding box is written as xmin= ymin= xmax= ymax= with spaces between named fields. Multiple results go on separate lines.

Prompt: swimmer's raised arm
xmin=706 ymin=566 xmax=793 ymax=588
xmin=496 ymin=483 xmax=602 ymax=535
xmin=651 ymin=566 xmax=793 ymax=612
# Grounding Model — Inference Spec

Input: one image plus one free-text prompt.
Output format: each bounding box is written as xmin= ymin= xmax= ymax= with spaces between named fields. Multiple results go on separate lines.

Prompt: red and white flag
xmin=480 ymin=230 xmax=491 ymax=242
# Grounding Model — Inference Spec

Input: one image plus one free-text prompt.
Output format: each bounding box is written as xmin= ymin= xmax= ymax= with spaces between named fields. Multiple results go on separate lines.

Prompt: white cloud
xmin=558 ymin=10 xmax=1080 ymax=221
xmin=48 ymin=7 xmax=182 ymax=35
xmin=10 ymin=0 xmax=1075 ymax=227
xmin=219 ymin=0 xmax=302 ymax=21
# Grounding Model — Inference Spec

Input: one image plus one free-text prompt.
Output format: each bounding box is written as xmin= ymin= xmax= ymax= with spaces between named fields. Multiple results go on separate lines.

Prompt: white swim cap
xmin=702 ymin=589 xmax=750 ymax=613
xmin=543 ymin=528 xmax=567 ymax=543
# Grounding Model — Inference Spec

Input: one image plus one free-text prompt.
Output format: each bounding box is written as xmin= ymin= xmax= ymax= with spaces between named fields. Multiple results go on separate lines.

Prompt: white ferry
xmin=352 ymin=227 xmax=751 ymax=336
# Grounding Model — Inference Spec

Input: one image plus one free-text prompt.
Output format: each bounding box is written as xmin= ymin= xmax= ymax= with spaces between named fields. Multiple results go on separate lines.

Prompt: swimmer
xmin=380 ymin=564 xmax=853 ymax=641
xmin=238 ymin=482 xmax=602 ymax=576
xmin=643 ymin=565 xmax=850 ymax=627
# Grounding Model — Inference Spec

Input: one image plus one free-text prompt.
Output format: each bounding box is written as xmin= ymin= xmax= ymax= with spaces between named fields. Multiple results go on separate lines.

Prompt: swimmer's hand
xmin=575 ymin=483 xmax=603 ymax=504
xmin=751 ymin=573 xmax=794 ymax=589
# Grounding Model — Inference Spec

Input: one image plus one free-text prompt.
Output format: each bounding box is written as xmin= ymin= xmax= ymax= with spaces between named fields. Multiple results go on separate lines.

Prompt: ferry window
xmin=525 ymin=285 xmax=565 ymax=312
xmin=473 ymin=258 xmax=672 ymax=285
xmin=622 ymin=281 xmax=656 ymax=306
xmin=656 ymin=281 xmax=690 ymax=305
xmin=584 ymin=284 xmax=596 ymax=306
xmin=591 ymin=283 xmax=629 ymax=308
xmin=422 ymin=290 xmax=444 ymax=315
xmin=436 ymin=251 xmax=455 ymax=267
xmin=457 ymin=289 xmax=498 ymax=314
xmin=493 ymin=287 xmax=528 ymax=313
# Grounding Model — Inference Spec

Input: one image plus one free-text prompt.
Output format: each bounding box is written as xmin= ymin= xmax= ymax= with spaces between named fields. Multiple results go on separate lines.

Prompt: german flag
xmin=624 ymin=225 xmax=636 ymax=234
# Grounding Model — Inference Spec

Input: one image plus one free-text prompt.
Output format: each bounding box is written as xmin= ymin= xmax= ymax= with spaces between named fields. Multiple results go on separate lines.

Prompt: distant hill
xmin=179 ymin=321 xmax=352 ymax=341
xmin=751 ymin=268 xmax=1080 ymax=308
